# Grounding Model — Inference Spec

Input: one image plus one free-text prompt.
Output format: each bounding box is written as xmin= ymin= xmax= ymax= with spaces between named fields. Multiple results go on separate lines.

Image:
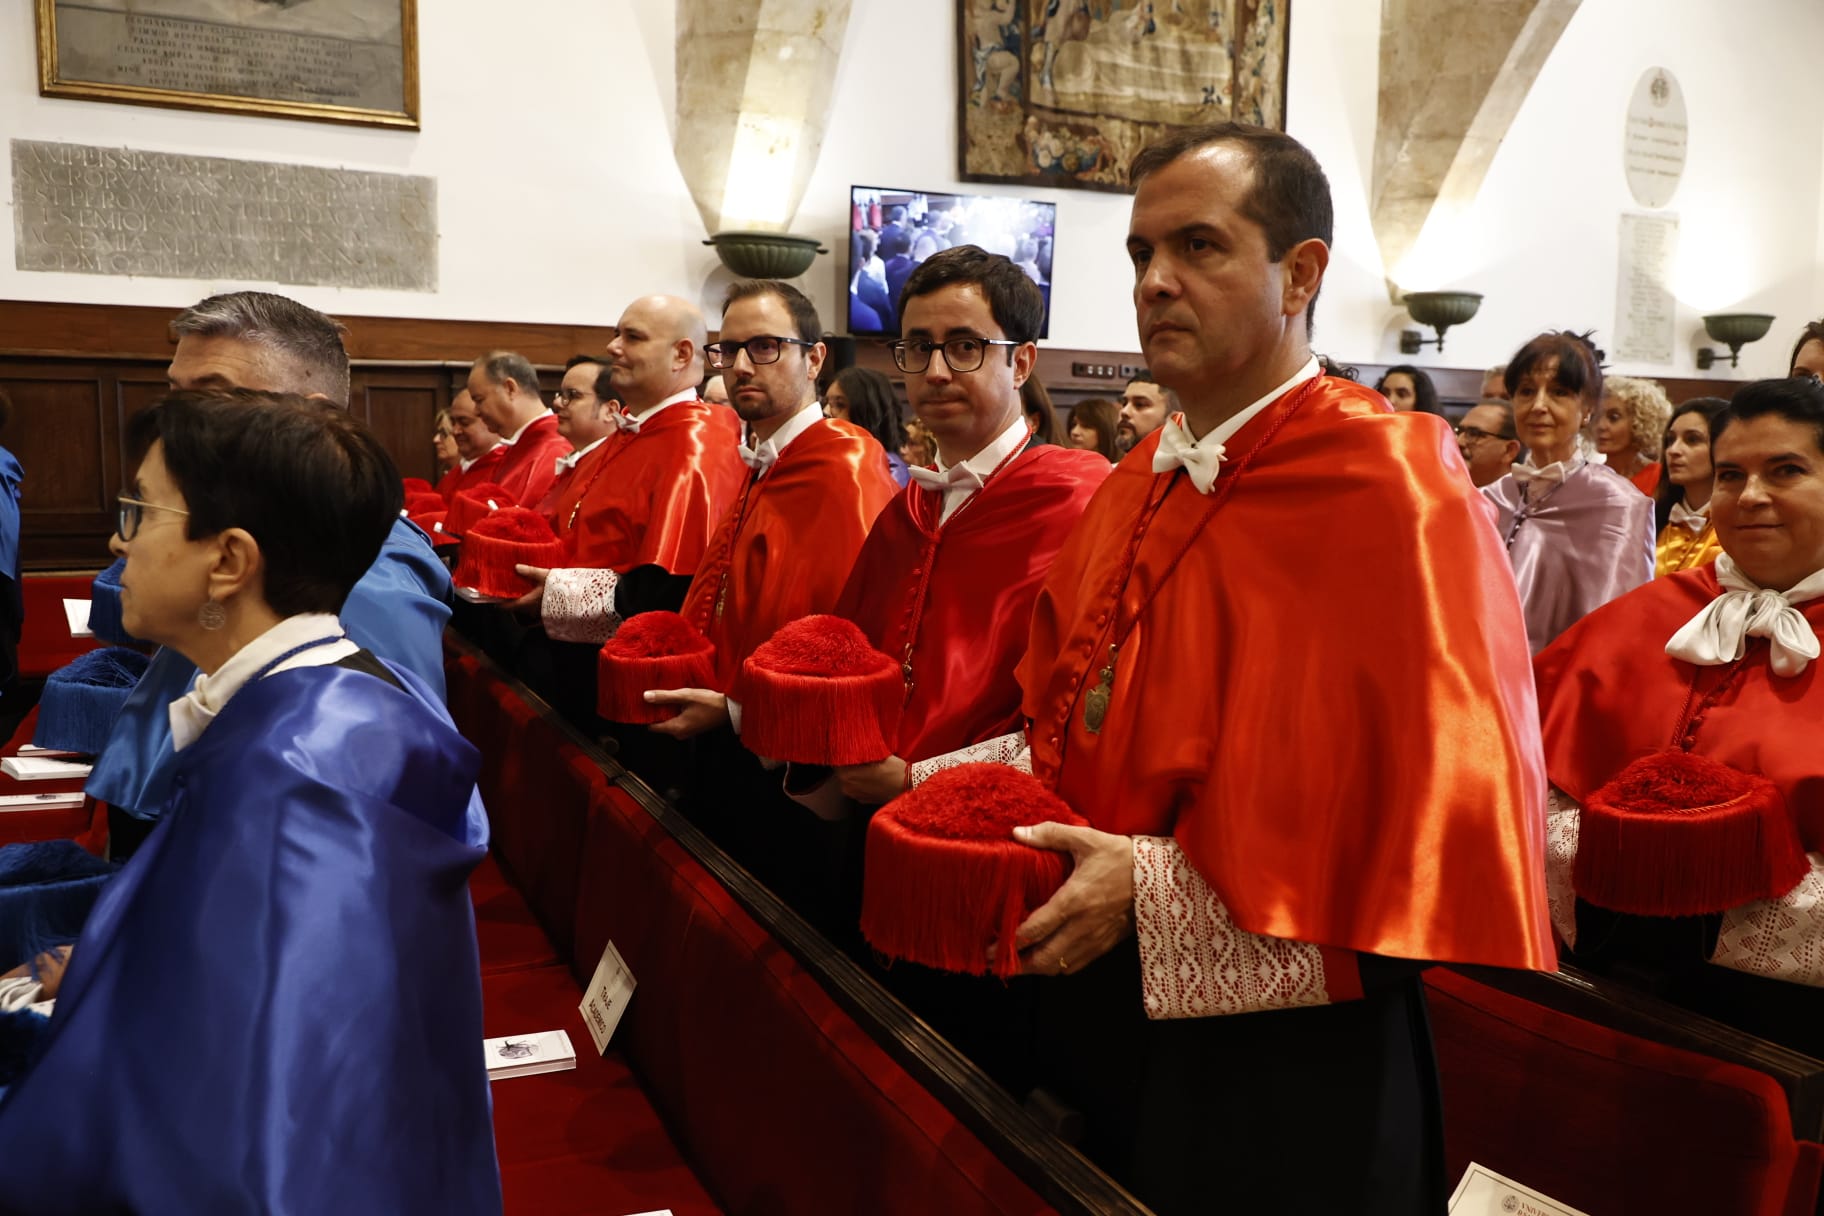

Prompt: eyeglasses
xmin=890 ymin=337 xmax=1020 ymax=375
xmin=704 ymin=335 xmax=815 ymax=369
xmin=1454 ymin=424 xmax=1515 ymax=445
xmin=552 ymin=388 xmax=594 ymax=405
xmin=117 ymin=495 xmax=190 ymax=542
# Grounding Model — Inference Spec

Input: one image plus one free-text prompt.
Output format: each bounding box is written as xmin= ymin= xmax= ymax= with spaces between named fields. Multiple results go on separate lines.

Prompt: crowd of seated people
xmin=7 ymin=117 xmax=1824 ymax=1216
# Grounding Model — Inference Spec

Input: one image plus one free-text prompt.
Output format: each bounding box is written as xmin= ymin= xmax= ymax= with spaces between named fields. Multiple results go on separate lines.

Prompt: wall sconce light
xmin=1399 ymin=291 xmax=1484 ymax=355
xmin=1695 ymin=313 xmax=1776 ymax=370
xmin=702 ymin=232 xmax=829 ymax=280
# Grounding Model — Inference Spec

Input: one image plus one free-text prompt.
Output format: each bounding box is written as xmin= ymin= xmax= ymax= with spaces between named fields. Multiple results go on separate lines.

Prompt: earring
xmin=197 ymin=599 xmax=227 ymax=631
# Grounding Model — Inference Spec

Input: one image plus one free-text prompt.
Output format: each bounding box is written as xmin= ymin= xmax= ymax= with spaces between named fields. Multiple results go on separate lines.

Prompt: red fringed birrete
xmin=401 ymin=477 xmax=434 ymax=496
xmin=452 ymin=506 xmax=566 ymax=599
xmin=412 ymin=511 xmax=458 ymax=548
xmin=404 ymin=490 xmax=445 ymax=516
xmin=1574 ymin=750 xmax=1808 ymax=917
xmin=447 ymin=482 xmax=515 ymax=538
xmin=861 ymin=762 xmax=1087 ymax=978
xmin=596 ymin=612 xmax=717 ymax=724
xmin=738 ymin=615 xmax=903 ymax=765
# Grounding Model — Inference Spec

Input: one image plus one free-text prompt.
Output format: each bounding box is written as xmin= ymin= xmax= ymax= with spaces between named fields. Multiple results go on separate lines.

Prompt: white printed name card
xmin=64 ymin=599 xmax=92 ymax=639
xmin=1450 ymin=1163 xmax=1590 ymax=1216
xmin=578 ymin=939 xmax=637 ymax=1055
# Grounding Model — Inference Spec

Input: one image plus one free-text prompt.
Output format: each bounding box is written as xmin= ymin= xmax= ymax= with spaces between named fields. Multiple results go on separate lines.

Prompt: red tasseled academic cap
xmin=452 ymin=507 xmax=566 ymax=599
xmin=861 ymin=762 xmax=1086 ymax=978
xmin=401 ymin=477 xmax=434 ymax=496
xmin=738 ymin=615 xmax=903 ymax=765
xmin=1574 ymin=750 xmax=1808 ymax=917
xmin=596 ymin=612 xmax=717 ymax=724
xmin=404 ymin=490 xmax=446 ymax=517
xmin=446 ymin=482 xmax=515 ymax=538
xmin=411 ymin=510 xmax=459 ymax=548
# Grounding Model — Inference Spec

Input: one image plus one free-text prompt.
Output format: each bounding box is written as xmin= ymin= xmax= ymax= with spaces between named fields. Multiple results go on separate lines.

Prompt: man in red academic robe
xmin=539 ymin=355 xmax=620 ymax=538
xmin=1534 ymin=376 xmax=1824 ymax=1057
xmin=949 ymin=126 xmax=1551 ymax=1215
xmin=435 ymin=389 xmax=506 ymax=504
xmin=468 ymin=350 xmax=571 ymax=507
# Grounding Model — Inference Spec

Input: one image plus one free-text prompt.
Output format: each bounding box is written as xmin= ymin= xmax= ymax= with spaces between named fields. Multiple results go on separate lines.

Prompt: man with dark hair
xmin=436 ymin=388 xmax=506 ymax=504
xmin=539 ymin=355 xmax=620 ymax=539
xmin=89 ymin=291 xmax=456 ymax=855
xmin=916 ymin=124 xmax=1550 ymax=1214
xmin=467 ymin=350 xmax=570 ymax=507
xmin=882 ymin=226 xmax=919 ymax=316
xmin=1456 ymin=398 xmax=1522 ymax=487
xmin=1116 ymin=371 xmax=1175 ymax=453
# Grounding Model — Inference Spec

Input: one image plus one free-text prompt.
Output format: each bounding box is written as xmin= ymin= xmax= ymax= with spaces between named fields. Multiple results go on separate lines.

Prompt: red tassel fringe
xmin=404 ymin=490 xmax=446 ymax=516
xmin=447 ymin=482 xmax=515 ymax=537
xmin=861 ymin=763 xmax=1087 ymax=978
xmin=1575 ymin=751 xmax=1809 ymax=916
xmin=453 ymin=507 xmax=566 ymax=598
xmin=596 ymin=613 xmax=717 ymax=724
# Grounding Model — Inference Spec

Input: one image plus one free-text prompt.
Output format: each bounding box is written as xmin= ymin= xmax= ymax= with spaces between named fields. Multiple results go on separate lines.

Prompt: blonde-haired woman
xmin=1596 ymin=375 xmax=1674 ymax=496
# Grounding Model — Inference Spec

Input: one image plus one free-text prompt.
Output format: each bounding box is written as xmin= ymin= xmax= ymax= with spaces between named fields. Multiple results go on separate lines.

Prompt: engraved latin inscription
xmin=12 ymin=140 xmax=437 ymax=291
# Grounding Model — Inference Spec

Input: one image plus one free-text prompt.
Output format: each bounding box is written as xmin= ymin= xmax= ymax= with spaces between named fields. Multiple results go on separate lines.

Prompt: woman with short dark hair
xmin=826 ymin=365 xmax=909 ymax=486
xmin=0 ymin=390 xmax=502 ymax=1213
xmin=1066 ymin=398 xmax=1120 ymax=461
xmin=1373 ymin=364 xmax=1439 ymax=415
xmin=1021 ymin=375 xmax=1061 ymax=445
xmin=1483 ymin=331 xmax=1654 ymax=652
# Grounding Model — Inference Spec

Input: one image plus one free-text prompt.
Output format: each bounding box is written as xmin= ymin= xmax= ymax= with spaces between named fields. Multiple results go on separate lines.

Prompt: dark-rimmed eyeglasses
xmin=552 ymin=388 xmax=596 ymax=406
xmin=117 ymin=495 xmax=189 ymax=542
xmin=1454 ymin=424 xmax=1514 ymax=444
xmin=704 ymin=335 xmax=815 ymax=369
xmin=890 ymin=337 xmax=1020 ymax=375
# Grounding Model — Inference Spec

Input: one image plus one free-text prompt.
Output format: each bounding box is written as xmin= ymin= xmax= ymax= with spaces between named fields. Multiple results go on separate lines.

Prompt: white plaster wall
xmin=1 ymin=0 xmax=1821 ymax=379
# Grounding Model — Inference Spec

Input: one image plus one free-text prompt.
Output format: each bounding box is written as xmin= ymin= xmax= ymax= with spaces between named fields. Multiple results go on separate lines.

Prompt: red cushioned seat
xmin=472 ymin=854 xmax=560 ymax=977
xmin=1426 ymin=968 xmax=1824 ymax=1216
xmin=19 ymin=575 xmax=104 ymax=680
xmin=0 ymin=706 xmax=98 ymax=848
xmin=483 ymin=965 xmax=721 ymax=1216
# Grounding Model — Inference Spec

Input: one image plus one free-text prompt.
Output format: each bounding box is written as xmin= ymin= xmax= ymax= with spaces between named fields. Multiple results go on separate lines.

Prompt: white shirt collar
xmin=168 ymin=614 xmax=358 ymax=752
xmin=1196 ymin=356 xmax=1320 ymax=449
xmin=458 ymin=444 xmax=498 ymax=473
xmin=909 ymin=413 xmax=1030 ymax=523
xmin=632 ymin=387 xmax=699 ymax=424
xmin=1151 ymin=357 xmax=1319 ymax=493
xmin=502 ymin=411 xmax=549 ymax=446
xmin=937 ymin=412 xmax=1030 ymax=480
xmin=557 ymin=434 xmax=608 ymax=473
xmin=740 ymin=399 xmax=823 ymax=478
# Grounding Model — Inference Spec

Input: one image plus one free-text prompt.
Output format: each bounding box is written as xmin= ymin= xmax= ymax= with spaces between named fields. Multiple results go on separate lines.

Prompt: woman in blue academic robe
xmin=0 ymin=390 xmax=502 ymax=1215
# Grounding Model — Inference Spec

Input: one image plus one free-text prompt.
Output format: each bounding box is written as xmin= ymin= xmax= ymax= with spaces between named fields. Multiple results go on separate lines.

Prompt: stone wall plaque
xmin=1623 ymin=67 xmax=1686 ymax=210
xmin=12 ymin=140 xmax=438 ymax=292
xmin=35 ymin=0 xmax=418 ymax=129
xmin=1613 ymin=211 xmax=1678 ymax=364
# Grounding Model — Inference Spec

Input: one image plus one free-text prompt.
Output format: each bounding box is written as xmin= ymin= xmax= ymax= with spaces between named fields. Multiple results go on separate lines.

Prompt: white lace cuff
xmin=1546 ymin=785 xmax=1580 ymax=950
xmin=907 ymin=732 xmax=1031 ymax=786
xmin=543 ymin=567 xmax=621 ymax=644
xmin=1133 ymin=835 xmax=1342 ymax=1020
xmin=0 ymin=975 xmax=53 ymax=1017
xmin=1711 ymin=854 xmax=1824 ymax=986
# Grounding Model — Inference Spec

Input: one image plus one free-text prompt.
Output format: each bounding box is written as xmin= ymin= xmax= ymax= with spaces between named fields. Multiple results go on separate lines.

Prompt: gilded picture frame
xmin=35 ymin=0 xmax=420 ymax=130
xmin=958 ymin=0 xmax=1291 ymax=194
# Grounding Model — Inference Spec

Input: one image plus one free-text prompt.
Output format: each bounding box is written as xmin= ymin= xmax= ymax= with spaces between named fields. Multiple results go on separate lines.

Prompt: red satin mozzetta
xmin=1018 ymin=375 xmax=1554 ymax=970
xmin=435 ymin=443 xmax=506 ymax=505
xmin=494 ymin=413 xmax=575 ymax=509
xmin=1535 ymin=567 xmax=1824 ymax=850
xmin=836 ymin=444 xmax=1111 ymax=764
xmin=540 ymin=440 xmax=608 ymax=536
xmin=566 ymin=399 xmax=748 ymax=576
xmin=682 ymin=418 xmax=896 ymax=691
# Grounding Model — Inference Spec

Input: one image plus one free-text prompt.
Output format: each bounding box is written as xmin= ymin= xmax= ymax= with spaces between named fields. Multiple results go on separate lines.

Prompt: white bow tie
xmin=1670 ymin=498 xmax=1709 ymax=534
xmin=1665 ymin=555 xmax=1824 ymax=677
xmin=907 ymin=462 xmax=985 ymax=494
xmin=1151 ymin=414 xmax=1225 ymax=494
xmin=737 ymin=443 xmax=776 ymax=478
xmin=615 ymin=408 xmax=643 ymax=436
xmin=1510 ymin=459 xmax=1577 ymax=489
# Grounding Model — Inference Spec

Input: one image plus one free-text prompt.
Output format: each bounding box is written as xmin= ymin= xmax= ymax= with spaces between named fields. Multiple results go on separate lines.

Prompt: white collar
xmin=1665 ymin=554 xmax=1824 ymax=677
xmin=557 ymin=434 xmax=608 ymax=472
xmin=1192 ymin=355 xmax=1321 ymax=449
xmin=1669 ymin=497 xmax=1709 ymax=534
xmin=502 ymin=411 xmax=549 ymax=446
xmin=631 ymin=387 xmax=698 ymax=424
xmin=935 ymin=412 xmax=1030 ymax=480
xmin=458 ymin=444 xmax=498 ymax=473
xmin=741 ymin=399 xmax=823 ymax=477
xmin=168 ymin=614 xmax=357 ymax=752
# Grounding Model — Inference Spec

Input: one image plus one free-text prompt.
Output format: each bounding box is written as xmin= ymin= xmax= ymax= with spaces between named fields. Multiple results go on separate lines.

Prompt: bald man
xmin=510 ymin=295 xmax=746 ymax=722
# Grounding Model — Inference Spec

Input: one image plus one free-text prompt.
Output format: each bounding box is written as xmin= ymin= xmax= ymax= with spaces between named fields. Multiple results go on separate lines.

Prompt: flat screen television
xmin=846 ymin=185 xmax=1056 ymax=338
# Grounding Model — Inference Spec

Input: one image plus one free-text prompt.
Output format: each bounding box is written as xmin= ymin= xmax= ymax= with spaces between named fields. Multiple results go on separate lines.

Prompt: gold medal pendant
xmin=1083 ymin=646 xmax=1116 ymax=733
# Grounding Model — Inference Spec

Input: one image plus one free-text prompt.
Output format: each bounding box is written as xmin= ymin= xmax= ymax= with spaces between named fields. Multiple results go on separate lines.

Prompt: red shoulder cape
xmin=494 ymin=413 xmax=571 ymax=507
xmin=1534 ymin=568 xmax=1824 ymax=848
xmin=566 ymin=399 xmax=748 ymax=575
xmin=1018 ymin=376 xmax=1553 ymax=969
xmin=836 ymin=443 xmax=1111 ymax=763
xmin=541 ymin=440 xmax=608 ymax=537
xmin=681 ymin=418 xmax=897 ymax=691
xmin=436 ymin=444 xmax=506 ymax=504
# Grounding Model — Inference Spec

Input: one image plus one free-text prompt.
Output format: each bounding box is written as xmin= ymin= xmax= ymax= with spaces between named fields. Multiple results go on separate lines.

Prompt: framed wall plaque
xmin=959 ymin=0 xmax=1291 ymax=194
xmin=35 ymin=0 xmax=419 ymax=130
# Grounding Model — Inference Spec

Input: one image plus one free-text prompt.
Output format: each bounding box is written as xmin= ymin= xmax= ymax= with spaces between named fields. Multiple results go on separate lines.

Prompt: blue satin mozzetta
xmin=86 ymin=516 xmax=454 ymax=818
xmin=0 ymin=661 xmax=502 ymax=1215
xmin=0 ymin=448 xmax=20 ymax=624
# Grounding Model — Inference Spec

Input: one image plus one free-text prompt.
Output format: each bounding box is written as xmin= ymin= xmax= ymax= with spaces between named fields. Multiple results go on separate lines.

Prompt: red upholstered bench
xmin=0 ymin=706 xmax=104 ymax=849
xmin=449 ymin=649 xmax=1062 ymax=1216
xmin=1426 ymin=967 xmax=1824 ymax=1216
xmin=19 ymin=574 xmax=102 ymax=679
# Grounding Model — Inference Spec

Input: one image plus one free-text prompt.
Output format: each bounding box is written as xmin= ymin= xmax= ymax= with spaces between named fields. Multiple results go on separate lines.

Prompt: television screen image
xmin=847 ymin=186 xmax=1056 ymax=338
